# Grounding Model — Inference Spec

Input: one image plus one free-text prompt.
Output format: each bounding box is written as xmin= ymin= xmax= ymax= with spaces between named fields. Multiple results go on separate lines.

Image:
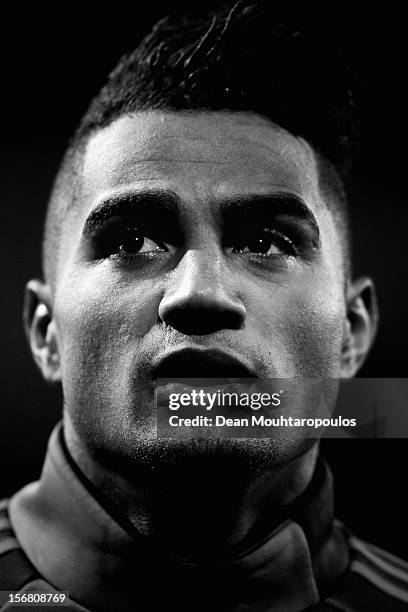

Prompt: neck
xmin=64 ymin=419 xmax=318 ymax=560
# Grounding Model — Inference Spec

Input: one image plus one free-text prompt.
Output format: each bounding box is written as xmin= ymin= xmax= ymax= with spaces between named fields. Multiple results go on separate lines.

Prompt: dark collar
xmin=9 ymin=425 xmax=349 ymax=612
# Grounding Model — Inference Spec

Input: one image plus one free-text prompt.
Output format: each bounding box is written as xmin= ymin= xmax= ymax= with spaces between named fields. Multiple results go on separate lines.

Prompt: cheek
xmin=53 ymin=273 xmax=160 ymax=402
xmin=288 ymin=290 xmax=346 ymax=376
xmin=251 ymin=273 xmax=346 ymax=377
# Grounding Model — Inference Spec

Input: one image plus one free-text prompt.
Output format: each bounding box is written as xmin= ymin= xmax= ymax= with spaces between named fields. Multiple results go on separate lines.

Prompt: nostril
xmin=159 ymin=302 xmax=245 ymax=335
xmin=158 ymin=262 xmax=247 ymax=335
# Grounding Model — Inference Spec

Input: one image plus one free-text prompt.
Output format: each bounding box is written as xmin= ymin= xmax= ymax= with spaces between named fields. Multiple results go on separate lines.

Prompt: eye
xmin=96 ymin=226 xmax=168 ymax=260
xmin=117 ymin=228 xmax=167 ymax=257
xmin=227 ymin=228 xmax=296 ymax=257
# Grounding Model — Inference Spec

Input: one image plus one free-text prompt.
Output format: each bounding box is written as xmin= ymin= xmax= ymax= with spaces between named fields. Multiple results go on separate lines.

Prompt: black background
xmin=0 ymin=5 xmax=407 ymax=557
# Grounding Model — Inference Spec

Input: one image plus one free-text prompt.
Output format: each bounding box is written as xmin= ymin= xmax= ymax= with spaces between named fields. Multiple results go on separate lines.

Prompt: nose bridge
xmin=158 ymin=246 xmax=246 ymax=335
xmin=175 ymin=246 xmax=225 ymax=299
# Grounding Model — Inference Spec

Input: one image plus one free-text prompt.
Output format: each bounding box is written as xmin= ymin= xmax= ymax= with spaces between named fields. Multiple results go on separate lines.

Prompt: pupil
xmin=122 ymin=232 xmax=144 ymax=253
xmin=249 ymin=232 xmax=271 ymax=254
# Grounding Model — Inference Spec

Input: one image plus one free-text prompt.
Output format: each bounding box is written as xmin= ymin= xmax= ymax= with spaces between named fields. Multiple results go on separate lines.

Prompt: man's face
xmin=51 ymin=111 xmax=347 ymax=467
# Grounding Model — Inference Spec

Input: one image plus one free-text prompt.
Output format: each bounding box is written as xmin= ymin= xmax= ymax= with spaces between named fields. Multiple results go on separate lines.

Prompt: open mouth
xmin=152 ymin=348 xmax=257 ymax=380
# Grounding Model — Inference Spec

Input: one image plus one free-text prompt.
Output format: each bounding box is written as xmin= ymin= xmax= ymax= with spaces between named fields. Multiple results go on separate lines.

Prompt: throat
xmin=65 ymin=432 xmax=318 ymax=561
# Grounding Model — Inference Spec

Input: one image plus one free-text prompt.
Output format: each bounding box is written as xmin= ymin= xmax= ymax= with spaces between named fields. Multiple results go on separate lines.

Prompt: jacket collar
xmin=10 ymin=424 xmax=348 ymax=612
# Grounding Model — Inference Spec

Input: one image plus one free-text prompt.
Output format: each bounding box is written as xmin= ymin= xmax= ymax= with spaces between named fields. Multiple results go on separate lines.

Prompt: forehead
xmin=80 ymin=111 xmax=323 ymax=207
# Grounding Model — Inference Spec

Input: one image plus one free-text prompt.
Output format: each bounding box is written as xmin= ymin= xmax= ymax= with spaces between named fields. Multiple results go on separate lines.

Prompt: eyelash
xmin=226 ymin=228 xmax=297 ymax=258
xmin=93 ymin=226 xmax=166 ymax=260
xmin=92 ymin=224 xmax=298 ymax=263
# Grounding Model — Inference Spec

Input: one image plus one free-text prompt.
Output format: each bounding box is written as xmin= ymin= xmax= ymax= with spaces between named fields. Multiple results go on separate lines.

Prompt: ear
xmin=340 ymin=277 xmax=379 ymax=378
xmin=23 ymin=279 xmax=61 ymax=384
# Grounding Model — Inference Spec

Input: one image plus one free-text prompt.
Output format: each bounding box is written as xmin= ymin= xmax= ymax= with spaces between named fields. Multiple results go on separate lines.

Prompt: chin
xmin=105 ymin=433 xmax=316 ymax=485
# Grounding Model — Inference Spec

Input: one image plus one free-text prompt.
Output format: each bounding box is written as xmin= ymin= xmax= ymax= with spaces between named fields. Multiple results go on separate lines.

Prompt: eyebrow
xmin=220 ymin=192 xmax=320 ymax=239
xmin=82 ymin=188 xmax=320 ymax=242
xmin=82 ymin=190 xmax=181 ymax=237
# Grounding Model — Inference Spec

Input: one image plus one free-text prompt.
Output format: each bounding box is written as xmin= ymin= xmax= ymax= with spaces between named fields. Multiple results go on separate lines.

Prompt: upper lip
xmin=151 ymin=348 xmax=257 ymax=379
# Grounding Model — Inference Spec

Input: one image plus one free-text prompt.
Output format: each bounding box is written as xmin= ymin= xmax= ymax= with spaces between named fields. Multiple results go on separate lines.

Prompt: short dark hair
xmin=44 ymin=2 xmax=356 ymax=285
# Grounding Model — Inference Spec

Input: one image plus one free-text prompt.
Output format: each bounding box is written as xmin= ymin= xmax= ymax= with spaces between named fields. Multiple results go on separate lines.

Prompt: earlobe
xmin=23 ymin=280 xmax=61 ymax=384
xmin=340 ymin=277 xmax=379 ymax=378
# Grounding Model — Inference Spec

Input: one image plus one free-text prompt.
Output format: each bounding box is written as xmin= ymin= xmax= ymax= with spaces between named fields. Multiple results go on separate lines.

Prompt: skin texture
xmin=25 ymin=111 xmax=377 ymax=558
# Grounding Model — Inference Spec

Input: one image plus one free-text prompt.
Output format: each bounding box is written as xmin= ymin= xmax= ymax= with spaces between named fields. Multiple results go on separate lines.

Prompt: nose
xmin=158 ymin=249 xmax=246 ymax=335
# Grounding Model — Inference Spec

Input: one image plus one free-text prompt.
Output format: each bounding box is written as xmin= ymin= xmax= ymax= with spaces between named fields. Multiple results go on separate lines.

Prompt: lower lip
xmin=155 ymin=378 xmax=256 ymax=397
xmin=156 ymin=379 xmax=226 ymax=394
xmin=157 ymin=380 xmax=198 ymax=394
